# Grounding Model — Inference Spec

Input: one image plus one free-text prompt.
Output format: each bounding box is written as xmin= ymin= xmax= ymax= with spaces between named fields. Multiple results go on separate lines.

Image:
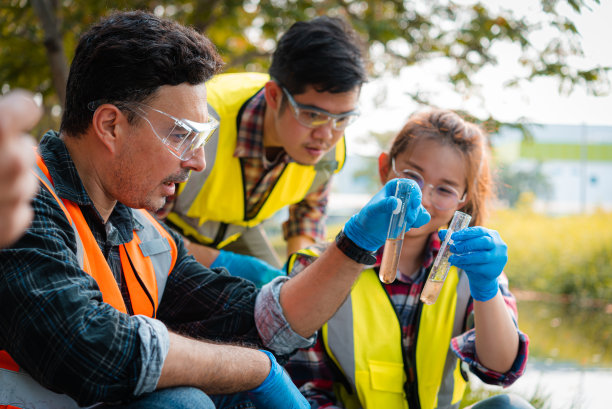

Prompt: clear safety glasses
xmin=391 ymin=157 xmax=467 ymax=211
xmin=88 ymin=100 xmax=219 ymax=161
xmin=281 ymin=86 xmax=360 ymax=131
xmin=127 ymin=103 xmax=219 ymax=160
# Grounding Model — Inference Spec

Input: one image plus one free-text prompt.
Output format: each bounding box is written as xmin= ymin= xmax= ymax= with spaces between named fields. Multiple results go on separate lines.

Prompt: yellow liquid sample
xmin=420 ymin=279 xmax=444 ymax=304
xmin=429 ymin=259 xmax=450 ymax=281
xmin=379 ymin=238 xmax=403 ymax=284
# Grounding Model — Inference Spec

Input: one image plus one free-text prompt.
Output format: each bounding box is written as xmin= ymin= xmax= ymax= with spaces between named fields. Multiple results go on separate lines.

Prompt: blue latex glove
xmin=439 ymin=227 xmax=508 ymax=302
xmin=211 ymin=249 xmax=284 ymax=288
xmin=248 ymin=350 xmax=309 ymax=409
xmin=344 ymin=179 xmax=430 ymax=251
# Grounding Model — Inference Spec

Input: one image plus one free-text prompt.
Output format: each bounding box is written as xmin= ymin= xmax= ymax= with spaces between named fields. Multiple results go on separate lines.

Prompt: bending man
xmin=157 ymin=16 xmax=367 ymax=286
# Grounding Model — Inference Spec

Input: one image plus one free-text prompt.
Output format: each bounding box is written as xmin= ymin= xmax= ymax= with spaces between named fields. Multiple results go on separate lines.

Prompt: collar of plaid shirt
xmin=233 ymin=88 xmax=291 ymax=169
xmin=40 ymin=131 xmax=138 ymax=244
xmin=374 ymin=232 xmax=441 ymax=284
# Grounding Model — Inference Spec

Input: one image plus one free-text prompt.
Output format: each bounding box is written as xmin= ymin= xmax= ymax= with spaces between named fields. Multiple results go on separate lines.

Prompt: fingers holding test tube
xmin=420 ymin=211 xmax=472 ymax=304
xmin=445 ymin=226 xmax=508 ymax=302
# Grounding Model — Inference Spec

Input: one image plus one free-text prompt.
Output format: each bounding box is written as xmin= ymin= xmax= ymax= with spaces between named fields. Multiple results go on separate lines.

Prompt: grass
xmin=488 ymin=205 xmax=612 ymax=301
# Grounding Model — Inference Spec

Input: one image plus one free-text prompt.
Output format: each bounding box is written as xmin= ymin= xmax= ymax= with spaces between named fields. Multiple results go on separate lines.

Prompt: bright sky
xmin=345 ymin=1 xmax=612 ymax=154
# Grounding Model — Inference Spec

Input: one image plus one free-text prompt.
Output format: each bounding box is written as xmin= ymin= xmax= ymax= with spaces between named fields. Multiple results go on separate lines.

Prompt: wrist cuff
xmin=470 ymin=279 xmax=500 ymax=302
xmin=335 ymin=230 xmax=377 ymax=265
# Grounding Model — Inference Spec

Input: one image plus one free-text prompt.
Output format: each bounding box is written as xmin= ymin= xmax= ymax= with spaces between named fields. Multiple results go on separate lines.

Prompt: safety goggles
xmin=88 ymin=100 xmax=218 ymax=160
xmin=391 ymin=157 xmax=466 ymax=211
xmin=127 ymin=103 xmax=218 ymax=160
xmin=281 ymin=86 xmax=360 ymax=131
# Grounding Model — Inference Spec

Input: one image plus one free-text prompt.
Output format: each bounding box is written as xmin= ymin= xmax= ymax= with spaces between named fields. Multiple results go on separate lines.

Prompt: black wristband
xmin=335 ymin=230 xmax=377 ymax=265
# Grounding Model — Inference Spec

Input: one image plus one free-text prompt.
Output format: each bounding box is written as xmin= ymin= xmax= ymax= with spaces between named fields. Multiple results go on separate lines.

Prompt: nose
xmin=182 ymin=146 xmax=206 ymax=172
xmin=419 ymin=184 xmax=434 ymax=210
xmin=312 ymin=121 xmax=335 ymax=140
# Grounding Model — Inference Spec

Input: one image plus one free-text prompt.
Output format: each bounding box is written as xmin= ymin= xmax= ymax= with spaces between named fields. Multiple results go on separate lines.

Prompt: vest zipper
xmin=211 ymin=223 xmax=229 ymax=247
xmin=407 ymin=299 xmax=424 ymax=409
xmin=324 ymin=348 xmax=354 ymax=397
xmin=379 ymin=276 xmax=422 ymax=409
xmin=123 ymin=245 xmax=156 ymax=318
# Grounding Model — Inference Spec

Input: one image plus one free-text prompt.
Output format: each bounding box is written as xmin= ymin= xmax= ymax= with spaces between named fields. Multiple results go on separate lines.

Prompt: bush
xmin=488 ymin=208 xmax=612 ymax=300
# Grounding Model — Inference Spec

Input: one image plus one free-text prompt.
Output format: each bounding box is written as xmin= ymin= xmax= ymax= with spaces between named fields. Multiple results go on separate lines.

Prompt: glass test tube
xmin=420 ymin=210 xmax=472 ymax=305
xmin=379 ymin=180 xmax=411 ymax=284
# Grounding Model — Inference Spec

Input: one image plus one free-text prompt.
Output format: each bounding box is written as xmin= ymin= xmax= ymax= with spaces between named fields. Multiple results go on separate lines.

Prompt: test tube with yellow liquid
xmin=379 ymin=180 xmax=411 ymax=284
xmin=420 ymin=210 xmax=472 ymax=304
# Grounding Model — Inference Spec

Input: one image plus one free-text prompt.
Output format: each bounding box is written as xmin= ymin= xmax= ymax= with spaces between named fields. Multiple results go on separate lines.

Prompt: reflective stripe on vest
xmin=0 ymin=153 xmax=178 ymax=409
xmin=416 ymin=268 xmax=469 ymax=409
xmin=317 ymin=264 xmax=469 ymax=409
xmin=167 ymin=72 xmax=346 ymax=248
xmin=30 ymin=153 xmax=177 ymax=315
xmin=324 ymin=269 xmax=408 ymax=409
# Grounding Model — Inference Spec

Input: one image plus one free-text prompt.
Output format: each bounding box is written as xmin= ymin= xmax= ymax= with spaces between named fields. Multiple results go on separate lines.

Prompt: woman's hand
xmin=439 ymin=227 xmax=508 ymax=302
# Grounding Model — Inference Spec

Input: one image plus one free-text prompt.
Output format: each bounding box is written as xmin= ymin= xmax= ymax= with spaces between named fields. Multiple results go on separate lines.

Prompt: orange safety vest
xmin=0 ymin=153 xmax=178 ymax=409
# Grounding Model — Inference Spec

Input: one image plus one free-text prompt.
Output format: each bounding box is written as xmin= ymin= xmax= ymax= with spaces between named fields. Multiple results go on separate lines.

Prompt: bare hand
xmin=0 ymin=90 xmax=42 ymax=247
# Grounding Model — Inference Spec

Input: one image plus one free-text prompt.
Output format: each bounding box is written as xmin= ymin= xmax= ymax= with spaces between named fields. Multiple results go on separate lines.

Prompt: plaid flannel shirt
xmin=0 ymin=132 xmax=312 ymax=405
xmin=285 ymin=234 xmax=530 ymax=408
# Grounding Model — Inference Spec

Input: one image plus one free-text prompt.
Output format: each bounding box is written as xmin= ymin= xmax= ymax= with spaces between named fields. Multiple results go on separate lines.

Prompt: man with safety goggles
xmin=86 ymin=100 xmax=220 ymax=161
xmin=157 ymin=16 xmax=368 ymax=288
xmin=0 ymin=11 xmax=431 ymax=409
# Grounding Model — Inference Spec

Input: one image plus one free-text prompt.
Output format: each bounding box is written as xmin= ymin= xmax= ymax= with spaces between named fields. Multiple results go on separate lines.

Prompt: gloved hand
xmin=211 ymin=249 xmax=284 ymax=288
xmin=439 ymin=227 xmax=508 ymax=302
xmin=344 ymin=179 xmax=430 ymax=251
xmin=248 ymin=350 xmax=309 ymax=409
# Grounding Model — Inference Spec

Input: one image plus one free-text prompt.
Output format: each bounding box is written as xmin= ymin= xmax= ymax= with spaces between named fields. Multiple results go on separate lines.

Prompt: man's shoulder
xmin=287 ymin=242 xmax=331 ymax=277
xmin=207 ymin=72 xmax=269 ymax=108
xmin=208 ymin=72 xmax=269 ymax=89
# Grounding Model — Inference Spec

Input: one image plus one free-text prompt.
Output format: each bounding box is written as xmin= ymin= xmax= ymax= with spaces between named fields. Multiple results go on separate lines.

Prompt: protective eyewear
xmin=391 ymin=157 xmax=466 ymax=211
xmin=281 ymin=86 xmax=360 ymax=131
xmin=127 ymin=103 xmax=218 ymax=160
xmin=88 ymin=100 xmax=218 ymax=161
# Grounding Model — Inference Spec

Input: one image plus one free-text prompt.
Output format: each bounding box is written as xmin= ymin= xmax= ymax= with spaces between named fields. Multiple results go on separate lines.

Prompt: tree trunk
xmin=31 ymin=0 xmax=68 ymax=107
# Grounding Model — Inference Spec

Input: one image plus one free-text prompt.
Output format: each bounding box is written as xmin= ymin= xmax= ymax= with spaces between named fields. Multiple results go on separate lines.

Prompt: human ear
xmin=456 ymin=182 xmax=469 ymax=211
xmin=457 ymin=199 xmax=469 ymax=211
xmin=378 ymin=152 xmax=391 ymax=185
xmin=91 ymin=104 xmax=125 ymax=154
xmin=264 ymin=81 xmax=282 ymax=112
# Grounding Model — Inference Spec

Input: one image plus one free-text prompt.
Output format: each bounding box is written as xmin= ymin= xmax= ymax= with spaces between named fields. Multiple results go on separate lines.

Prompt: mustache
xmin=162 ymin=170 xmax=190 ymax=185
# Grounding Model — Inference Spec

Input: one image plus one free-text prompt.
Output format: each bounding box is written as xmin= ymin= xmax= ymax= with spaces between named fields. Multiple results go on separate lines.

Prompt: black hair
xmin=60 ymin=10 xmax=224 ymax=137
xmin=269 ymin=16 xmax=367 ymax=95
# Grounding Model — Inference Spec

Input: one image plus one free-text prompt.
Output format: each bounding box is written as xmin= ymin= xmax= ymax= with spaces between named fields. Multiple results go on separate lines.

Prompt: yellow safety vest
xmin=288 ymin=249 xmax=469 ymax=409
xmin=167 ymin=72 xmax=346 ymax=248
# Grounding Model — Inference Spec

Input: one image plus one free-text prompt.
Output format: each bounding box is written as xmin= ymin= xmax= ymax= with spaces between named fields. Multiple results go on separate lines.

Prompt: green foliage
xmin=488 ymin=208 xmax=612 ymax=300
xmin=1 ymin=0 xmax=609 ymax=136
